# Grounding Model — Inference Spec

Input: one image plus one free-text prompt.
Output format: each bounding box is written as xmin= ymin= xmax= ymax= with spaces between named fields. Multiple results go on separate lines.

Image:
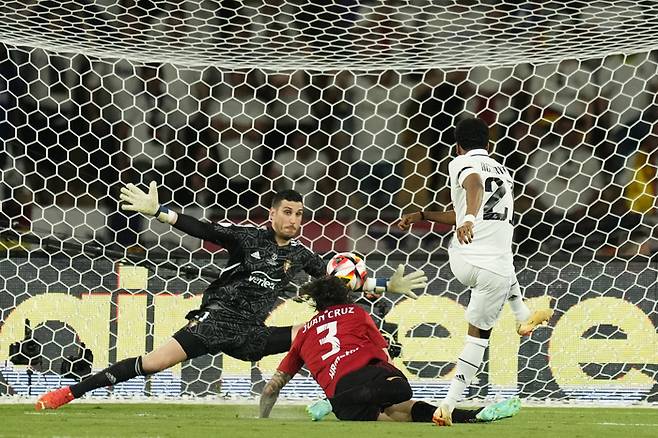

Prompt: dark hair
xmin=454 ymin=117 xmax=489 ymax=150
xmin=271 ymin=189 xmax=303 ymax=208
xmin=301 ymin=276 xmax=354 ymax=311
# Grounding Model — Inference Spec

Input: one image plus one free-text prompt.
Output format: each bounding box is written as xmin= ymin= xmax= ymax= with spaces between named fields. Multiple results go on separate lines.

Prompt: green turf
xmin=3 ymin=404 xmax=658 ymax=438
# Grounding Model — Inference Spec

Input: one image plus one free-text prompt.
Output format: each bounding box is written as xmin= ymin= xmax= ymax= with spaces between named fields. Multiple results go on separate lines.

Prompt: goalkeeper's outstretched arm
xmin=362 ymin=264 xmax=427 ymax=300
xmin=120 ymin=181 xmax=173 ymax=221
xmin=119 ymin=181 xmax=237 ymax=244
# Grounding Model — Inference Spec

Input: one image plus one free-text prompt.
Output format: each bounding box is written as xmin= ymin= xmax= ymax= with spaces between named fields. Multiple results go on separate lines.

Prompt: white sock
xmin=443 ymin=335 xmax=489 ymax=412
xmin=508 ymin=282 xmax=531 ymax=323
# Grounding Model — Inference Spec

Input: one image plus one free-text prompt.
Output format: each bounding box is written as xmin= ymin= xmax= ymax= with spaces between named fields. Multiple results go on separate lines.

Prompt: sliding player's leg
xmin=38 ymin=319 xmax=310 ymax=411
xmin=35 ymin=337 xmax=190 ymax=410
xmin=35 ymin=308 xmax=217 ymax=411
xmin=434 ymin=400 xmax=520 ymax=425
xmin=383 ymin=398 xmax=516 ymax=424
xmin=384 ymin=400 xmax=482 ymax=424
xmin=330 ymin=361 xmax=412 ymax=421
xmin=475 ymin=397 xmax=521 ymax=421
xmin=382 ymin=399 xmax=415 ymax=421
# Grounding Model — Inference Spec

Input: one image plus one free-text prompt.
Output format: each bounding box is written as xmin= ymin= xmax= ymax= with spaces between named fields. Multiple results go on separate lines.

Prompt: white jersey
xmin=448 ymin=148 xmax=515 ymax=275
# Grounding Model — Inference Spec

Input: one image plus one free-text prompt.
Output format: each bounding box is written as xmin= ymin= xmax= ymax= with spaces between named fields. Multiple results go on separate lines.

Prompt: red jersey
xmin=277 ymin=304 xmax=389 ymax=398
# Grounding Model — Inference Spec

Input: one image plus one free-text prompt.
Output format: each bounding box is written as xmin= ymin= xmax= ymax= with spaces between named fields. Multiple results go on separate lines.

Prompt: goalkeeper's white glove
xmin=385 ymin=264 xmax=427 ymax=299
xmin=120 ymin=181 xmax=173 ymax=223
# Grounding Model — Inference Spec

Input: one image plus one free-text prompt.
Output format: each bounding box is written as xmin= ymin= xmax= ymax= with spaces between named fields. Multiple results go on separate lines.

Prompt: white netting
xmin=0 ymin=1 xmax=657 ymax=405
xmin=0 ymin=1 xmax=658 ymax=70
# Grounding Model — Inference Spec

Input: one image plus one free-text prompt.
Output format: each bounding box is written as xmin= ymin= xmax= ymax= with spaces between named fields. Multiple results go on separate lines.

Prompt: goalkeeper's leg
xmin=35 ymin=338 xmax=188 ymax=410
xmin=36 ymin=307 xmax=221 ymax=410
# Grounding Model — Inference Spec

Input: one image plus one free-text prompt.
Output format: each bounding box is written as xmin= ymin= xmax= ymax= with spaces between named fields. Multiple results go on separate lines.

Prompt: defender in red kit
xmin=259 ymin=275 xmax=521 ymax=425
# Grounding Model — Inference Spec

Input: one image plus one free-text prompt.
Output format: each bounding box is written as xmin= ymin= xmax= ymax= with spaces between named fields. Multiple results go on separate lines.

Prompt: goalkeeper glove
xmin=385 ymin=264 xmax=427 ymax=299
xmin=120 ymin=181 xmax=173 ymax=223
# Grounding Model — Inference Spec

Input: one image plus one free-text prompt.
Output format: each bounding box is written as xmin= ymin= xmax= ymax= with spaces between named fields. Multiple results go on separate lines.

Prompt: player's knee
xmin=141 ymin=354 xmax=173 ymax=374
xmin=140 ymin=356 xmax=160 ymax=374
xmin=141 ymin=337 xmax=189 ymax=373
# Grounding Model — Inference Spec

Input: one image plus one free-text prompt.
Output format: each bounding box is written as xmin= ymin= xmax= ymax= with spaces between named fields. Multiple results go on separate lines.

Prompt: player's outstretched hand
xmin=120 ymin=181 xmax=159 ymax=216
xmin=398 ymin=212 xmax=422 ymax=231
xmin=386 ymin=264 xmax=427 ymax=299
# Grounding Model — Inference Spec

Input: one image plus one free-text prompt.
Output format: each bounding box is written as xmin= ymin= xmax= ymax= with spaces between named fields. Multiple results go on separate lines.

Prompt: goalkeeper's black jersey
xmin=173 ymin=213 xmax=326 ymax=323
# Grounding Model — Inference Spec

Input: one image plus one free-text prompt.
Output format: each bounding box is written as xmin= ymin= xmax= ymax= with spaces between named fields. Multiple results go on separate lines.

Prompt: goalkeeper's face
xmin=270 ymin=200 xmax=304 ymax=241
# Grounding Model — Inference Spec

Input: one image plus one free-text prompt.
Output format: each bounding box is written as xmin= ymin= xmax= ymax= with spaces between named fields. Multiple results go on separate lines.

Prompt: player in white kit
xmin=398 ymin=117 xmax=553 ymax=426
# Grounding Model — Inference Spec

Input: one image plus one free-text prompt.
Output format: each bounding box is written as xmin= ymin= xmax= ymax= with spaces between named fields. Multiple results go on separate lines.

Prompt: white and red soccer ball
xmin=326 ymin=252 xmax=368 ymax=290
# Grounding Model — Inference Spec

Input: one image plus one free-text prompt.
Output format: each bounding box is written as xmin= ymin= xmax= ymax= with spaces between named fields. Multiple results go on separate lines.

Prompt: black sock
xmin=410 ymin=402 xmax=483 ymax=423
xmin=70 ymin=356 xmax=145 ymax=398
xmin=452 ymin=407 xmax=483 ymax=424
xmin=411 ymin=401 xmax=436 ymax=422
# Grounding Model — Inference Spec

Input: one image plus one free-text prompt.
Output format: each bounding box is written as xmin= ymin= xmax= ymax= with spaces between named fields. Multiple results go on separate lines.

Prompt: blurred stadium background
xmin=0 ymin=0 xmax=656 ymax=407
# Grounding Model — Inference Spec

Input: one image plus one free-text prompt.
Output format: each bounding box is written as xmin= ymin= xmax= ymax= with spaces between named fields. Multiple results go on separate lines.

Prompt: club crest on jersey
xmin=283 ymin=260 xmax=292 ymax=273
xmin=268 ymin=253 xmax=278 ymax=265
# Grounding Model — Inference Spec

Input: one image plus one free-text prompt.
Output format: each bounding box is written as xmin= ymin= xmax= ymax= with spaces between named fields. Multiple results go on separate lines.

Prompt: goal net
xmin=0 ymin=1 xmax=656 ymax=405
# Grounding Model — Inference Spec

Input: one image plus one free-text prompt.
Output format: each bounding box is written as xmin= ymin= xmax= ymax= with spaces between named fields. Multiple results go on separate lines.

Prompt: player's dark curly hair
xmin=455 ymin=117 xmax=490 ymax=150
xmin=301 ymin=275 xmax=354 ymax=311
xmin=271 ymin=189 xmax=303 ymax=208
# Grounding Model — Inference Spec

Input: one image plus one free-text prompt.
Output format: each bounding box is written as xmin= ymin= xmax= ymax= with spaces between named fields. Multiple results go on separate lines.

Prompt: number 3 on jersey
xmin=483 ymin=177 xmax=513 ymax=224
xmin=317 ymin=321 xmax=340 ymax=360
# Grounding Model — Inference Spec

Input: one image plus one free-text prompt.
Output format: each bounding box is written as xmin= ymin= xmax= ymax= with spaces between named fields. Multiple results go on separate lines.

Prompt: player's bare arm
xmin=398 ymin=210 xmax=457 ymax=231
xmin=259 ymin=370 xmax=293 ymax=418
xmin=456 ymin=173 xmax=483 ymax=244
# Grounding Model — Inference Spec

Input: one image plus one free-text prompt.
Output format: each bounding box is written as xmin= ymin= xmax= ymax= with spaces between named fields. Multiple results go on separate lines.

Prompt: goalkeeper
xmin=36 ymin=184 xmax=427 ymax=410
xmin=260 ymin=276 xmax=521 ymax=424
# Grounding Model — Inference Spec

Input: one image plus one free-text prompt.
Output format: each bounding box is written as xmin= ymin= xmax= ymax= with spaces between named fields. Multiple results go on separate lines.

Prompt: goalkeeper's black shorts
xmin=172 ymin=307 xmax=291 ymax=361
xmin=329 ymin=360 xmax=412 ymax=421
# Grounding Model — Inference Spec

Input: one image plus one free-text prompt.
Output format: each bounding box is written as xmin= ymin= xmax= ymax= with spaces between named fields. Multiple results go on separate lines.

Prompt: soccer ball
xmin=326 ymin=252 xmax=368 ymax=291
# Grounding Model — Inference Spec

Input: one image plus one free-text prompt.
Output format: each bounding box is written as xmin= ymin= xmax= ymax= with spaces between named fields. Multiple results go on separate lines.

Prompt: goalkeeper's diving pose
xmin=36 ymin=185 xmax=427 ymax=410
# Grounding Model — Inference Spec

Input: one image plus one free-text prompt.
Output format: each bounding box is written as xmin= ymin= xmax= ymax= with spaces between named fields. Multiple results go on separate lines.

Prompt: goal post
xmin=0 ymin=1 xmax=656 ymax=405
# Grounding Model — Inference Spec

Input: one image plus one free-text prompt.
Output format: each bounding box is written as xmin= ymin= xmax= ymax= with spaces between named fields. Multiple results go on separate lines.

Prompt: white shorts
xmin=449 ymin=252 xmax=517 ymax=330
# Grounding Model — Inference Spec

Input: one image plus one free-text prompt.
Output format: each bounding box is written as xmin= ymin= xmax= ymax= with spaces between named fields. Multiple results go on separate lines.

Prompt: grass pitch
xmin=4 ymin=404 xmax=658 ymax=438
